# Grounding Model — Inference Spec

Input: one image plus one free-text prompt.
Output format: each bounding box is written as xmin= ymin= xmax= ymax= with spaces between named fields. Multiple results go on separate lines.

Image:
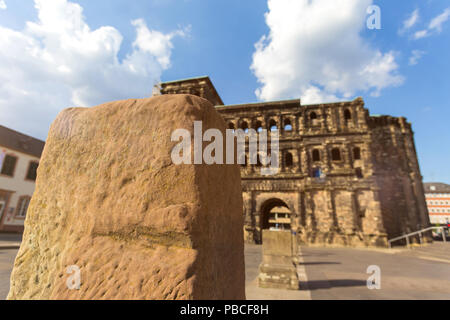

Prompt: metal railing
xmin=388 ymin=227 xmax=447 ymax=248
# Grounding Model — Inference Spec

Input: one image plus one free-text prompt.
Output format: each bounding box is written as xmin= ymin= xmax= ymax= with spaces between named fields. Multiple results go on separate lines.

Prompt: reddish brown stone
xmin=8 ymin=94 xmax=245 ymax=300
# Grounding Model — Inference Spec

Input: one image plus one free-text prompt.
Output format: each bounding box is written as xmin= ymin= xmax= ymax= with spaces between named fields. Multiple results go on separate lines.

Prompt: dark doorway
xmin=260 ymin=199 xmax=292 ymax=242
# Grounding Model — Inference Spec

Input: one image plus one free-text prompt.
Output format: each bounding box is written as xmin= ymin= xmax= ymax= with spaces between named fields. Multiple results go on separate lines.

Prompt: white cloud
xmin=0 ymin=0 xmax=6 ymax=10
xmin=251 ymin=0 xmax=404 ymax=104
xmin=414 ymin=29 xmax=429 ymax=39
xmin=414 ymin=7 xmax=450 ymax=39
xmin=0 ymin=0 xmax=186 ymax=139
xmin=399 ymin=9 xmax=420 ymax=34
xmin=409 ymin=50 xmax=426 ymax=66
xmin=429 ymin=8 xmax=450 ymax=32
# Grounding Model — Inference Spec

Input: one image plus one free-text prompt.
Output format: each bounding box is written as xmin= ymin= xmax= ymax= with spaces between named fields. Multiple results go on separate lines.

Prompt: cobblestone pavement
xmin=1 ymin=242 xmax=449 ymax=300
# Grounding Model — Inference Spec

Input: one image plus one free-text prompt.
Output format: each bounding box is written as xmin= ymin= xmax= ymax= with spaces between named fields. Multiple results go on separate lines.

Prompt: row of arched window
xmin=228 ymin=118 xmax=293 ymax=133
xmin=309 ymin=109 xmax=352 ymax=119
xmin=311 ymin=147 xmax=362 ymax=162
xmin=239 ymin=146 xmax=362 ymax=168
xmin=309 ymin=109 xmax=352 ymax=126
xmin=227 ymin=108 xmax=354 ymax=133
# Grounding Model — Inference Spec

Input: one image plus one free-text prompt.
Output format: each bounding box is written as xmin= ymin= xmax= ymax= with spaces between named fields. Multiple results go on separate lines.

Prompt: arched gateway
xmin=260 ymin=199 xmax=292 ymax=243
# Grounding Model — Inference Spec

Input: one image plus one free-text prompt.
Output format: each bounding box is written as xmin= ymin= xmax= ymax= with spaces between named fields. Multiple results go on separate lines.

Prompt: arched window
xmin=312 ymin=149 xmax=321 ymax=162
xmin=353 ymin=147 xmax=361 ymax=160
xmin=255 ymin=120 xmax=263 ymax=133
xmin=228 ymin=122 xmax=235 ymax=130
xmin=310 ymin=112 xmax=319 ymax=126
xmin=269 ymin=119 xmax=278 ymax=132
xmin=261 ymin=199 xmax=292 ymax=234
xmin=355 ymin=168 xmax=363 ymax=178
xmin=284 ymin=119 xmax=293 ymax=131
xmin=331 ymin=148 xmax=341 ymax=161
xmin=285 ymin=152 xmax=293 ymax=167
xmin=241 ymin=121 xmax=249 ymax=133
xmin=344 ymin=109 xmax=352 ymax=121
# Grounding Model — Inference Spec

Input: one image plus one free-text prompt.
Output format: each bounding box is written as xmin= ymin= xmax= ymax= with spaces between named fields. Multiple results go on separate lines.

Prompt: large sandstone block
xmin=8 ymin=95 xmax=245 ymax=300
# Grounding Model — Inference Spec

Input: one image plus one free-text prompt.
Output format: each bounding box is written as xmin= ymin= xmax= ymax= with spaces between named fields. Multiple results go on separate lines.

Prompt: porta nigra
xmin=156 ymin=76 xmax=430 ymax=247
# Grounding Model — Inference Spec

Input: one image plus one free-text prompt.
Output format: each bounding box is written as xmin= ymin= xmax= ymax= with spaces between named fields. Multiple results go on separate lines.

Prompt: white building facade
xmin=0 ymin=125 xmax=44 ymax=233
xmin=424 ymin=183 xmax=450 ymax=226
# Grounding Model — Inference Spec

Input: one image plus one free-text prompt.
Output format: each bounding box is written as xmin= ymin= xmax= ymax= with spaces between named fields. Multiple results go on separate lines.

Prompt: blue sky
xmin=0 ymin=0 xmax=448 ymax=183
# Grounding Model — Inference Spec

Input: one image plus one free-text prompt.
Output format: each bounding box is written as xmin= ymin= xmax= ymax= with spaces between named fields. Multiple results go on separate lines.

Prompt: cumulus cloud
xmin=0 ymin=0 xmax=6 ymax=10
xmin=414 ymin=7 xmax=450 ymax=39
xmin=0 ymin=0 xmax=186 ymax=139
xmin=399 ymin=9 xmax=419 ymax=34
xmin=251 ymin=0 xmax=404 ymax=104
xmin=408 ymin=50 xmax=426 ymax=66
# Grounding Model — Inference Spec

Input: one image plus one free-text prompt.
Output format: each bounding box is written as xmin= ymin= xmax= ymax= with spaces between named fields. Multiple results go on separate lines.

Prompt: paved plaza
xmin=245 ymin=243 xmax=450 ymax=300
xmin=299 ymin=244 xmax=450 ymax=299
xmin=1 ymin=235 xmax=449 ymax=300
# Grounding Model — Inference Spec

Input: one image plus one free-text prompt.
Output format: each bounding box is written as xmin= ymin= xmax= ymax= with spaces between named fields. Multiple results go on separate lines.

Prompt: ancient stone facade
xmin=159 ymin=76 xmax=224 ymax=106
xmin=158 ymin=77 xmax=431 ymax=247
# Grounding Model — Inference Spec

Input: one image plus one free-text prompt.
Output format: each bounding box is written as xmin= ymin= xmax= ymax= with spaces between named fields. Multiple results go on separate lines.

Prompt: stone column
xmin=351 ymin=191 xmax=361 ymax=233
xmin=327 ymin=189 xmax=337 ymax=232
xmin=343 ymin=143 xmax=352 ymax=169
xmin=294 ymin=114 xmax=301 ymax=133
xmin=243 ymin=196 xmax=256 ymax=243
xmin=293 ymin=149 xmax=301 ymax=173
xmin=322 ymin=143 xmax=330 ymax=174
xmin=301 ymin=148 xmax=308 ymax=176
xmin=362 ymin=140 xmax=374 ymax=176
xmin=305 ymin=192 xmax=315 ymax=232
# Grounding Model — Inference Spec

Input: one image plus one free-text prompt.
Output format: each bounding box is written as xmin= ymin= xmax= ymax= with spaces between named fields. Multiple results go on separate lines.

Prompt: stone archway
xmin=260 ymin=198 xmax=292 ymax=242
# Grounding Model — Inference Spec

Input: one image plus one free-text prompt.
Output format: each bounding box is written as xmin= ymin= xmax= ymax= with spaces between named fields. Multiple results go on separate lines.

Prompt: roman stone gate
xmin=248 ymin=194 xmax=298 ymax=244
xmin=158 ymin=76 xmax=431 ymax=247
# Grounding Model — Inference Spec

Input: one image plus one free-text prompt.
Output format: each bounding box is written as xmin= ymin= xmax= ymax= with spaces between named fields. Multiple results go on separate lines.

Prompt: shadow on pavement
xmin=304 ymin=279 xmax=367 ymax=290
xmin=299 ymin=262 xmax=341 ymax=266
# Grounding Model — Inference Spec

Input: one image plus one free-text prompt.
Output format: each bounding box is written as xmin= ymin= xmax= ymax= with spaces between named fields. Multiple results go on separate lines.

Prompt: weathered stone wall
xmin=216 ymin=97 xmax=427 ymax=247
xmin=368 ymin=116 xmax=431 ymax=242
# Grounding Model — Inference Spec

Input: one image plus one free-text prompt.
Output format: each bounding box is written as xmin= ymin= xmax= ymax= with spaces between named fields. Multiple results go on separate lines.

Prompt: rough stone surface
xmin=258 ymin=230 xmax=299 ymax=290
xmin=8 ymin=94 xmax=245 ymax=300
